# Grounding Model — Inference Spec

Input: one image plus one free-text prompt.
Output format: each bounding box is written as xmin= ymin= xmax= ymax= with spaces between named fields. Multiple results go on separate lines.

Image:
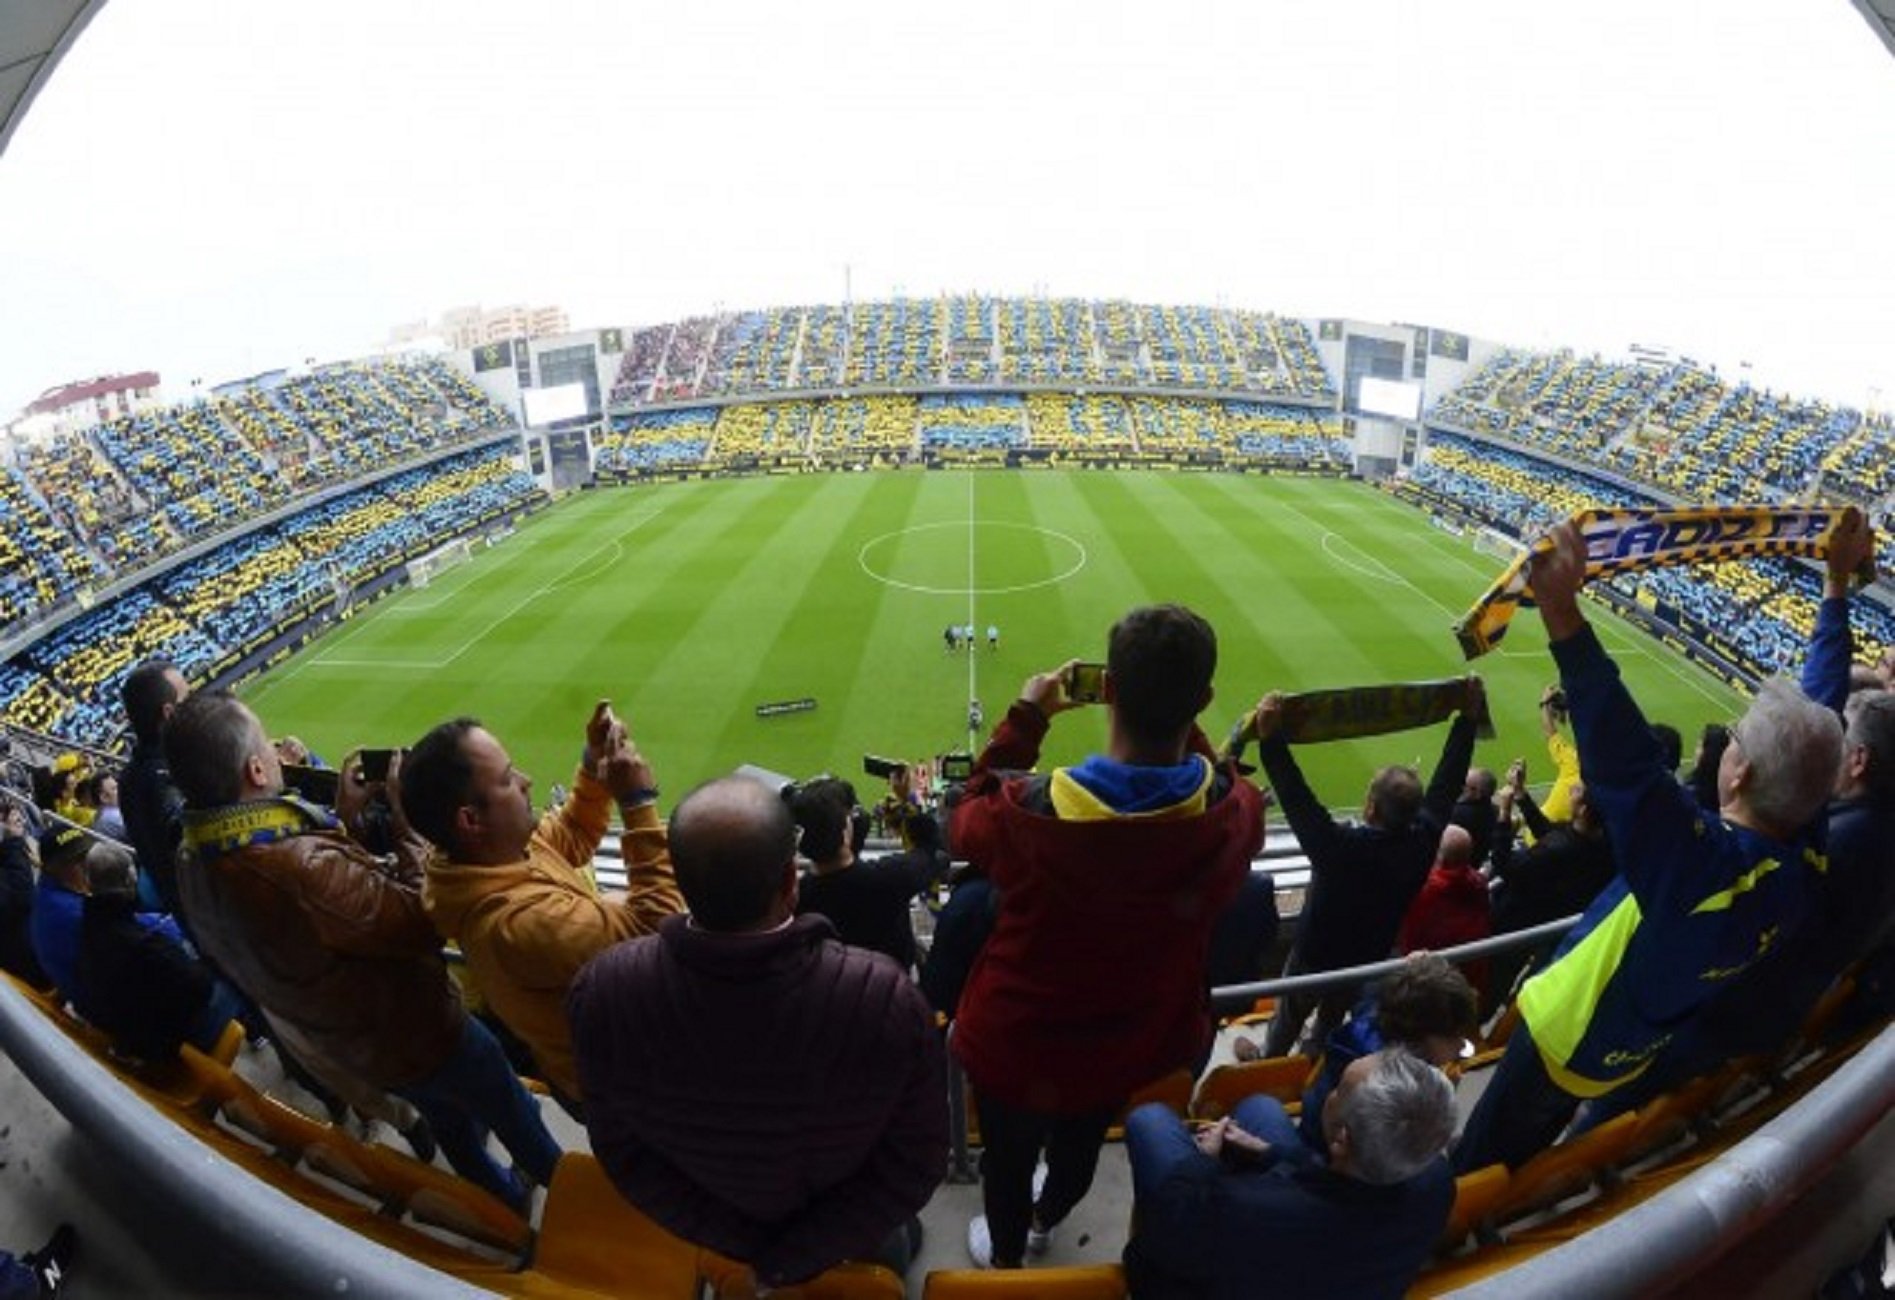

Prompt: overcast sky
xmin=2 ymin=0 xmax=1891 ymax=413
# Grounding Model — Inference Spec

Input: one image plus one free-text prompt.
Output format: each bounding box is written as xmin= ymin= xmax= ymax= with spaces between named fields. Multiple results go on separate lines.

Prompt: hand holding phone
xmin=1063 ymin=662 xmax=1107 ymax=705
xmin=357 ymin=749 xmax=398 ymax=783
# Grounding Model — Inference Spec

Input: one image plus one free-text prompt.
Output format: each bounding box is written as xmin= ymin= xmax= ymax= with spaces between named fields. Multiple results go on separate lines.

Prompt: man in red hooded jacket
xmin=1396 ymin=824 xmax=1492 ymax=999
xmin=949 ymin=604 xmax=1266 ymax=1270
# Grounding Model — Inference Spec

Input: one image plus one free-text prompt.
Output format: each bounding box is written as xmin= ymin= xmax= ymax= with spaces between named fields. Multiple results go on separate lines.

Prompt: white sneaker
xmin=966 ymin=1214 xmax=995 ymax=1268
xmin=1027 ymin=1162 xmax=1053 ymax=1255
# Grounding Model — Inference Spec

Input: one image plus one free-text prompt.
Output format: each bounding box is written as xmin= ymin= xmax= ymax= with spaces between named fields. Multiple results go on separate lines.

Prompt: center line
xmin=966 ymin=470 xmax=978 ymax=745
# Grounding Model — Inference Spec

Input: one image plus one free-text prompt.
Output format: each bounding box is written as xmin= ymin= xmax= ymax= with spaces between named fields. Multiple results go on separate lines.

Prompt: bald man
xmin=571 ymin=776 xmax=947 ymax=1292
xmin=1396 ymin=824 xmax=1493 ymax=999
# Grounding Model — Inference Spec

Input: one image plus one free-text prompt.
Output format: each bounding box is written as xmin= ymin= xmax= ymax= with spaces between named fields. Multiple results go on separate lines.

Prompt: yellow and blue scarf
xmin=1454 ymin=504 xmax=1874 ymax=660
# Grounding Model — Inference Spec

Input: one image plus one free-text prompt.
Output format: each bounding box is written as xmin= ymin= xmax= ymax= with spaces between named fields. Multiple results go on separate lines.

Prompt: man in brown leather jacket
xmin=164 ymin=689 xmax=560 ymax=1213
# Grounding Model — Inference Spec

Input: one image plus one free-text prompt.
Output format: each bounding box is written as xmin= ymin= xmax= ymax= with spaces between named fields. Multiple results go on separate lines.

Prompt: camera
xmin=939 ymin=752 xmax=973 ymax=783
xmin=862 ymin=754 xmax=907 ymax=781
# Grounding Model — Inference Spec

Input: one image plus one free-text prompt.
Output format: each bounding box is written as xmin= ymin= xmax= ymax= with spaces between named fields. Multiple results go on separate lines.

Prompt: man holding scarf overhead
xmin=1253 ymin=677 xmax=1484 ymax=1058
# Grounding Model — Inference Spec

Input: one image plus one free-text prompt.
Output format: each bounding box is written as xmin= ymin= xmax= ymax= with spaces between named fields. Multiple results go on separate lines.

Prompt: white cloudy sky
xmin=2 ymin=0 xmax=1892 ymax=413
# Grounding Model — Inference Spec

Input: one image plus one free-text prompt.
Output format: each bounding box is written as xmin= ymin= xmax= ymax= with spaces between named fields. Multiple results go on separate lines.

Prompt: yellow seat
xmin=1189 ymin=1055 xmax=1314 ymax=1122
xmin=1437 ymin=1163 xmax=1509 ymax=1253
xmin=357 ymin=1141 xmax=532 ymax=1255
xmin=1793 ymin=974 xmax=1857 ymax=1050
xmin=1615 ymin=1072 xmax=1724 ymax=1170
xmin=1464 ymin=1001 xmax=1519 ymax=1072
xmin=923 ymin=1263 xmax=1127 ymax=1298
xmin=534 ymin=1153 xmax=901 ymax=1299
xmin=1107 ymin=1068 xmax=1198 ymax=1139
xmin=536 ymin=1152 xmax=701 ymax=1296
xmin=1492 ymin=1112 xmax=1640 ymax=1224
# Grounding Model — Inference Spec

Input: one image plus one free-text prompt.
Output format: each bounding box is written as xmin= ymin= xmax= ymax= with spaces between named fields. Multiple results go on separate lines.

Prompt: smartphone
xmin=939 ymin=752 xmax=973 ymax=783
xmin=358 ymin=748 xmax=398 ymax=783
xmin=863 ymin=755 xmax=907 ymax=781
xmin=1065 ymin=662 xmax=1107 ymax=704
xmin=282 ymin=763 xmax=341 ymax=806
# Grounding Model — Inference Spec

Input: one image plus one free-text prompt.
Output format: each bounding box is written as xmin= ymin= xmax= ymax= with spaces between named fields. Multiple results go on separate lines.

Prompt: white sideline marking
xmin=302 ymin=507 xmax=667 ymax=672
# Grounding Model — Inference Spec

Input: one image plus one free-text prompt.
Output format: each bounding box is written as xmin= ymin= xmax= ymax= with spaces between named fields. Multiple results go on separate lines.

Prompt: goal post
xmin=1472 ymin=526 xmax=1527 ymax=563
xmin=406 ymin=536 xmax=475 ymax=589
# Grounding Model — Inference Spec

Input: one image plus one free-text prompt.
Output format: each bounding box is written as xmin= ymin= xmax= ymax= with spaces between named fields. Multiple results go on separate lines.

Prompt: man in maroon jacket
xmin=950 ymin=604 xmax=1267 ymax=1270
xmin=571 ymin=775 xmax=947 ymax=1291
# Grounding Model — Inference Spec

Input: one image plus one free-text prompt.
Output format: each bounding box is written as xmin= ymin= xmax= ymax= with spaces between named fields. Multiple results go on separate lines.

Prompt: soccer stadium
xmin=1 ymin=3 xmax=1894 ymax=1298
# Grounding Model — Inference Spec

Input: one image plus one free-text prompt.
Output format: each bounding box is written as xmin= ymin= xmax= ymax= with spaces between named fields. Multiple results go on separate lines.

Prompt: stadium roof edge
xmin=1853 ymin=0 xmax=1895 ymax=58
xmin=0 ymin=0 xmax=105 ymax=162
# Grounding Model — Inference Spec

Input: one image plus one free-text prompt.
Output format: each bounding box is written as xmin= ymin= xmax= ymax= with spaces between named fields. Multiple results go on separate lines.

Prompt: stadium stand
xmin=808 ymin=395 xmax=919 ymax=462
xmin=0 ymin=464 xmax=99 ymax=625
xmin=600 ymin=297 xmax=1338 ymax=408
xmin=595 ymin=407 xmax=720 ymax=476
xmin=916 ymin=394 xmax=1029 ymax=459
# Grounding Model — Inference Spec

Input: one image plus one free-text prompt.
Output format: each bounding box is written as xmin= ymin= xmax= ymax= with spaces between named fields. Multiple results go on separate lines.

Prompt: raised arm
xmin=1533 ymin=523 xmax=1700 ymax=896
xmin=1802 ymin=507 xmax=1873 ymax=716
xmin=1422 ymin=679 xmax=1483 ymax=827
xmin=1254 ymin=692 xmax=1344 ymax=863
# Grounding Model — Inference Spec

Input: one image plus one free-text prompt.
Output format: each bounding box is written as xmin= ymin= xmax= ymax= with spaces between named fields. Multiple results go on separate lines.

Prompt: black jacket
xmin=120 ymin=741 xmax=186 ymax=915
xmin=1261 ymin=715 xmax=1476 ymax=970
xmin=74 ymin=895 xmax=213 ymax=1061
xmin=0 ymin=836 xmax=48 ymax=987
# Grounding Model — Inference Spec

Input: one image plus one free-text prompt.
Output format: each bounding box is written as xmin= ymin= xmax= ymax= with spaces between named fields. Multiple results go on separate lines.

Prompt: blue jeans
xmin=1125 ymin=1097 xmax=1303 ymax=1292
xmin=395 ymin=1015 xmax=562 ymax=1213
xmin=1125 ymin=1096 xmax=1303 ymax=1202
xmin=0 ymin=1251 xmax=34 ymax=1300
xmin=186 ymin=977 xmax=251 ymax=1054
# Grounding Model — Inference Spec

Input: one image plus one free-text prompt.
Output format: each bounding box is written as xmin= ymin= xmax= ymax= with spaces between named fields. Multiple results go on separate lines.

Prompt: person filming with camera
xmin=788 ymin=766 xmax=949 ymax=975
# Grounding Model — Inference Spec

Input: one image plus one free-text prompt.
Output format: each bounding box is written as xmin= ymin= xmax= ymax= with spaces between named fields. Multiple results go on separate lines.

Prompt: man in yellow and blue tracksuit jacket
xmin=1454 ymin=522 xmax=1842 ymax=1173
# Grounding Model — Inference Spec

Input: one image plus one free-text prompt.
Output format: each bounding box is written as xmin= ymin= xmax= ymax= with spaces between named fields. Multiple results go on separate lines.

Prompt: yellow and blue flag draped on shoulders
xmin=1454 ymin=504 xmax=1876 ymax=660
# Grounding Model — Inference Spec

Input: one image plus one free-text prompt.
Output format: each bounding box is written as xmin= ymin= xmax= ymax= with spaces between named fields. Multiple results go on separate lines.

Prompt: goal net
xmin=407 ymin=536 xmax=475 ymax=589
xmin=1472 ymin=527 xmax=1527 ymax=563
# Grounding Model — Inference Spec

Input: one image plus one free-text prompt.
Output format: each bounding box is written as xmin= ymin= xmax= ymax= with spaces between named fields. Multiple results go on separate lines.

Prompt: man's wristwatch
xmin=619 ymin=787 xmax=660 ymax=810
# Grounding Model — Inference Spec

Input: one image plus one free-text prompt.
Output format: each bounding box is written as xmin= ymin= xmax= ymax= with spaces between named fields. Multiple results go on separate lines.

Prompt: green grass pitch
xmin=242 ymin=470 xmax=1745 ymax=809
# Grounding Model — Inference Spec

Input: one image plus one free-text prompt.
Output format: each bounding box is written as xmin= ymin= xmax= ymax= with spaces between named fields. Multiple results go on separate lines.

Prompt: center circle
xmin=856 ymin=521 xmax=1090 ymax=596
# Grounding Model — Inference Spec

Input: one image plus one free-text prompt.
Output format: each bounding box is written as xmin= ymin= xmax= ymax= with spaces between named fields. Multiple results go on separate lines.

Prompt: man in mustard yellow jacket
xmin=401 ymin=700 xmax=684 ymax=1116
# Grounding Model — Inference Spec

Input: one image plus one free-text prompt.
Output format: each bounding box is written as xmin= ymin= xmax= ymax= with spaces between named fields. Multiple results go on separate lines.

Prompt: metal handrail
xmin=0 ymin=976 xmax=484 ymax=1300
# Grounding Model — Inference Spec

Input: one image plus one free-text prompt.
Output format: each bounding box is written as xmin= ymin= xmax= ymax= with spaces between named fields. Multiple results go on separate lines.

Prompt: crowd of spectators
xmin=5 ymin=359 xmax=510 ymax=614
xmin=807 ymin=396 xmax=918 ymax=461
xmin=594 ymin=408 xmax=720 ymax=475
xmin=2 ymin=534 xmax=1891 ymax=1297
xmin=1403 ymin=431 xmax=1895 ymax=682
xmin=1431 ymin=350 xmax=1893 ymax=565
xmin=916 ymin=393 xmax=1028 ymax=455
xmin=599 ymin=296 xmax=1338 ymax=406
xmin=0 ymin=466 xmax=100 ymax=627
xmin=0 ymin=446 xmax=539 ymax=748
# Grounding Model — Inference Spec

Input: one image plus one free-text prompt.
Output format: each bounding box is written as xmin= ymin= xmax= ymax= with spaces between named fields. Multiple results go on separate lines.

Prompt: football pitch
xmin=243 ymin=470 xmax=1744 ymax=807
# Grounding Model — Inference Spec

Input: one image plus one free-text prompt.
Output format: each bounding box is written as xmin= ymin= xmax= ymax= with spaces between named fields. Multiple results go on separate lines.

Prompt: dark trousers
xmin=1452 ymin=1023 xmax=1580 ymax=1173
xmin=974 ymin=1091 xmax=1116 ymax=1267
xmin=1260 ymin=946 xmax=1357 ymax=1059
xmin=395 ymin=1015 xmax=562 ymax=1213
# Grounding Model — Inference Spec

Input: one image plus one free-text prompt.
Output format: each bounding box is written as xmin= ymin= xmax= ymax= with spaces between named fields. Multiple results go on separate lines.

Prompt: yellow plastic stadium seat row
xmin=1189 ymin=1054 xmax=1316 ymax=1122
xmin=922 ymin=1264 xmax=1127 ymax=1298
xmin=534 ymin=1153 xmax=903 ymax=1299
